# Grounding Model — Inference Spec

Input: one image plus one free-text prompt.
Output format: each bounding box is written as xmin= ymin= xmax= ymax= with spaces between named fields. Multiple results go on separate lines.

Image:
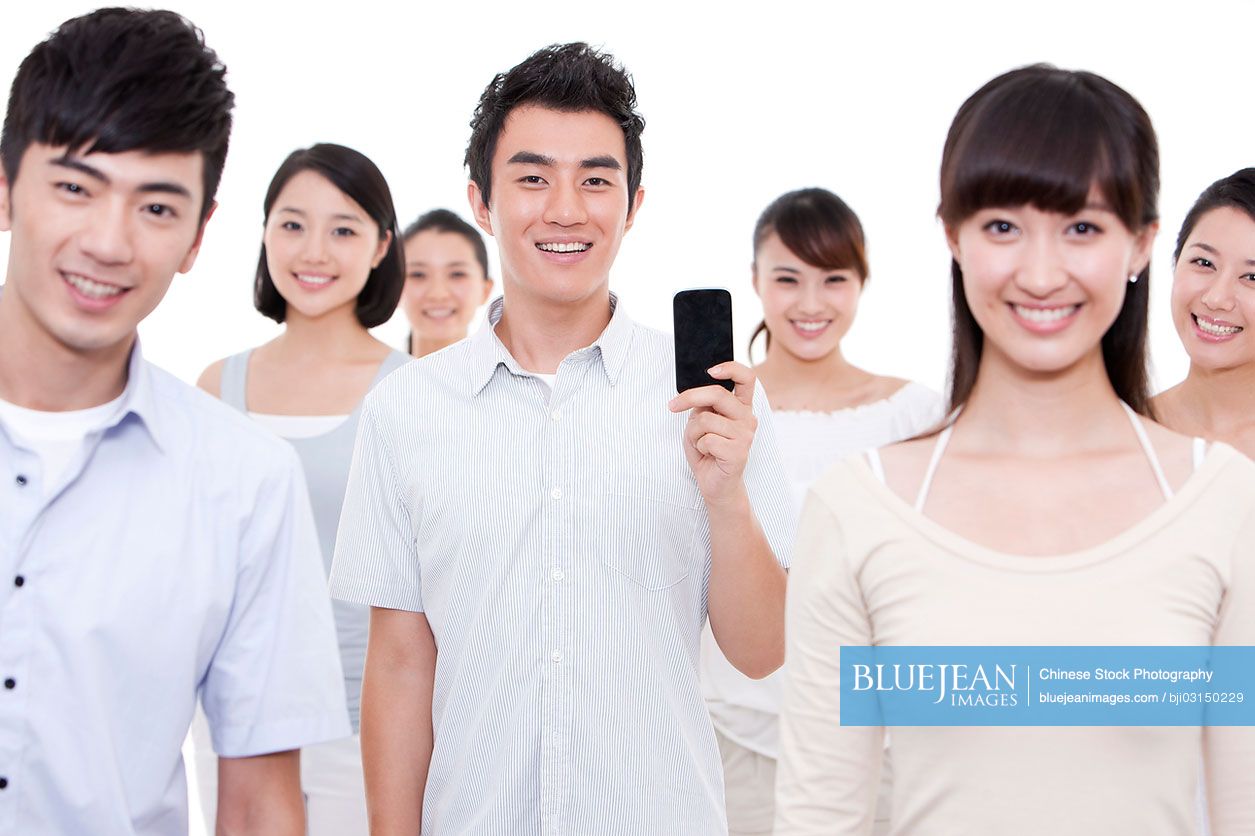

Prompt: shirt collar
xmin=107 ymin=339 xmax=167 ymax=452
xmin=467 ymin=292 xmax=633 ymax=397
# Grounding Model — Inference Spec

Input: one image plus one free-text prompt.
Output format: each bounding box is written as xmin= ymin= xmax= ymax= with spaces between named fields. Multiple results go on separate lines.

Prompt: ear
xmin=751 ymin=261 xmax=762 ymax=299
xmin=178 ymin=201 xmax=218 ymax=274
xmin=944 ymin=223 xmax=962 ymax=265
xmin=371 ymin=228 xmax=393 ymax=269
xmin=480 ymin=276 xmax=495 ymax=305
xmin=623 ymin=186 xmax=646 ymax=232
xmin=468 ymin=181 xmax=494 ymax=237
xmin=1130 ymin=220 xmax=1159 ymax=276
xmin=0 ymin=169 xmax=11 ymax=232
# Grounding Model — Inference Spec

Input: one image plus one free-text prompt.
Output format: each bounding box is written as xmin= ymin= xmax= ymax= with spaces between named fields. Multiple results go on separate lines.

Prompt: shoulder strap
xmin=219 ymin=350 xmax=252 ymax=413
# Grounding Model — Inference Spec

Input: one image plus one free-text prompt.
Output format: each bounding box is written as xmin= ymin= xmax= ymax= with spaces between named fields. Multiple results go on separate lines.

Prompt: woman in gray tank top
xmin=195 ymin=143 xmax=410 ymax=835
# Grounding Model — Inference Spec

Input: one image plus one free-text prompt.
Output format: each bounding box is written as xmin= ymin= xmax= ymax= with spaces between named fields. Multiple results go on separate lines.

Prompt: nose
xmin=77 ymin=199 xmax=134 ymax=266
xmin=1015 ymin=237 xmax=1069 ymax=297
xmin=302 ymin=231 xmax=329 ymax=263
xmin=798 ymin=279 xmax=825 ymax=314
xmin=1200 ymin=273 xmax=1237 ymax=312
xmin=543 ymin=180 xmax=588 ymax=227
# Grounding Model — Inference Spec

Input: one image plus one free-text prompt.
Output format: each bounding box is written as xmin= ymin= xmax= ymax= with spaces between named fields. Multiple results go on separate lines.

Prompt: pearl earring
xmin=1128 ymin=273 xmax=1139 ymax=284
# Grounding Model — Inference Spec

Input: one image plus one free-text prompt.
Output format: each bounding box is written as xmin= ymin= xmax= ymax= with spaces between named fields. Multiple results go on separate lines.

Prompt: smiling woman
xmin=1154 ymin=169 xmax=1255 ymax=459
xmin=774 ymin=65 xmax=1255 ymax=836
xmin=192 ymin=142 xmax=411 ymax=836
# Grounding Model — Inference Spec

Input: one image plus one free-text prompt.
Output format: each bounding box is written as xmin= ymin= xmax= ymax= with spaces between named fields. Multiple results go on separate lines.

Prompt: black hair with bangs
xmin=938 ymin=64 xmax=1160 ymax=416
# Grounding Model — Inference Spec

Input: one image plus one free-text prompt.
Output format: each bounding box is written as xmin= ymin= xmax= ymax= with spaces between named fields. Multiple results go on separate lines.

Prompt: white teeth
xmin=1014 ymin=304 xmax=1078 ymax=323
xmin=1196 ymin=316 xmax=1242 ymax=336
xmin=296 ymin=274 xmax=334 ymax=285
xmin=537 ymin=242 xmax=591 ymax=253
xmin=423 ymin=308 xmax=456 ymax=319
xmin=64 ymin=273 xmax=124 ymax=299
xmin=793 ymin=320 xmax=830 ymax=332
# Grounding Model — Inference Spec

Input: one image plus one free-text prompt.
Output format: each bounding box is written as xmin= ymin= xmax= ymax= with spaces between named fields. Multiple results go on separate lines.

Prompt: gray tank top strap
xmin=219 ymin=350 xmax=253 ymax=413
xmin=374 ymin=349 xmax=412 ymax=386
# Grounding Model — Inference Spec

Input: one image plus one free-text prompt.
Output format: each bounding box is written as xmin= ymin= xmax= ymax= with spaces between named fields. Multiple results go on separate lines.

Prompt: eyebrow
xmin=505 ymin=151 xmax=622 ymax=171
xmin=406 ymin=260 xmax=470 ymax=268
xmin=50 ymin=155 xmax=192 ymax=199
xmin=771 ymin=265 xmax=801 ymax=273
xmin=277 ymin=207 xmax=365 ymax=222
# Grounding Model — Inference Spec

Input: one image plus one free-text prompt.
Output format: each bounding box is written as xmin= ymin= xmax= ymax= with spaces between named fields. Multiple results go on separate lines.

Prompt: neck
xmin=1173 ymin=364 xmax=1255 ymax=434
xmin=0 ymin=286 xmax=132 ymax=411
xmin=957 ymin=347 xmax=1128 ymax=454
xmin=411 ymin=332 xmax=463 ymax=359
xmin=755 ymin=342 xmax=862 ymax=390
xmin=493 ymin=281 xmax=612 ymax=374
xmin=272 ymin=303 xmax=376 ymax=359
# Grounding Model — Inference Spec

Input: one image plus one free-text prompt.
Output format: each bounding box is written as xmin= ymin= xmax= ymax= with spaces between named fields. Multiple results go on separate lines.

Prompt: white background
xmin=3 ymin=1 xmax=1254 ymax=830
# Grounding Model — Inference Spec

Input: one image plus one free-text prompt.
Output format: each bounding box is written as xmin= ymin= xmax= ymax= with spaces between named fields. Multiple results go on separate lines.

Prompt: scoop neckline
xmin=772 ymin=380 xmax=929 ymax=418
xmin=846 ymin=442 xmax=1236 ymax=572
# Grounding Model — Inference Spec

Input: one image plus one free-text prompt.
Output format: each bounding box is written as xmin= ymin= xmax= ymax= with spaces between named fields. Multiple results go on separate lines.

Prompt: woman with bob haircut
xmin=399 ymin=208 xmax=494 ymax=357
xmin=701 ymin=187 xmax=939 ymax=835
xmin=775 ymin=66 xmax=1255 ymax=835
xmin=194 ymin=142 xmax=411 ymax=834
xmin=1154 ymin=169 xmax=1255 ymax=460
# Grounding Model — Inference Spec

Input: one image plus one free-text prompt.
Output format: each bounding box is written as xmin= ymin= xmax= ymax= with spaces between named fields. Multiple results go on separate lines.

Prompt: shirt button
xmin=0 ymin=777 xmax=8 ymax=789
xmin=13 ymin=576 xmax=23 ymax=588
xmin=551 ymin=568 xmax=565 ymax=582
xmin=551 ymin=650 xmax=563 ymax=663
xmin=2 ymin=679 xmax=12 ymax=690
xmin=550 ymin=409 xmax=561 ymax=421
xmin=550 ymin=487 xmax=563 ymax=500
xmin=15 ymin=475 xmax=27 ymax=487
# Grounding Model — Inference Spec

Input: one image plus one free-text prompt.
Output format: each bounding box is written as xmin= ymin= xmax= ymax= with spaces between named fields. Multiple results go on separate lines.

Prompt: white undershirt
xmin=0 ymin=393 xmax=126 ymax=496
xmin=532 ymin=373 xmax=557 ymax=390
xmin=247 ymin=413 xmax=350 ymax=439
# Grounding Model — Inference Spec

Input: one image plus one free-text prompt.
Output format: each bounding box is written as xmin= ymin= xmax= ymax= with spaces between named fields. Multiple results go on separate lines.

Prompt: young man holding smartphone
xmin=331 ymin=42 xmax=793 ymax=835
xmin=0 ymin=10 xmax=349 ymax=834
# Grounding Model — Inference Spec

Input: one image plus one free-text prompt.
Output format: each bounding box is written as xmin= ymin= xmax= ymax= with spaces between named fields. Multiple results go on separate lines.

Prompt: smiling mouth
xmin=791 ymin=319 xmax=831 ymax=333
xmin=536 ymin=242 xmax=592 ymax=253
xmin=63 ymin=272 xmax=127 ymax=299
xmin=422 ymin=307 xmax=457 ymax=320
xmin=294 ymin=273 xmax=336 ymax=286
xmin=1012 ymin=303 xmax=1080 ymax=323
xmin=1193 ymin=314 xmax=1243 ymax=337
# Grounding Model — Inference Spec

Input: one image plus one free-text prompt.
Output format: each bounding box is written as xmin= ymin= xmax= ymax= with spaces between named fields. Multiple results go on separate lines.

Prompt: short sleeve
xmin=329 ymin=396 xmax=424 ymax=612
xmin=201 ymin=446 xmax=350 ymax=757
xmin=775 ymin=487 xmax=883 ymax=835
xmin=744 ymin=380 xmax=796 ymax=569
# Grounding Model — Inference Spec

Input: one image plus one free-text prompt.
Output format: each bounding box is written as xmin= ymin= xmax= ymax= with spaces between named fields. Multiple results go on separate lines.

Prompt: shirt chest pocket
xmin=600 ymin=490 xmax=703 ymax=590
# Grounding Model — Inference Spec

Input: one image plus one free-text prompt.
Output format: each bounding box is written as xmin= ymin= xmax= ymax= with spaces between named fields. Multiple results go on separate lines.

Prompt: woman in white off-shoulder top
xmin=700 ymin=187 xmax=941 ymax=836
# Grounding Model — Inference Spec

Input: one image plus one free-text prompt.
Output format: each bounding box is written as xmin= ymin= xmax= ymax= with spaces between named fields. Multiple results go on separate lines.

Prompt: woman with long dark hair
xmin=701 ymin=188 xmax=939 ymax=835
xmin=775 ymin=67 xmax=1255 ymax=835
xmin=195 ymin=143 xmax=411 ymax=834
xmin=1154 ymin=169 xmax=1255 ymax=459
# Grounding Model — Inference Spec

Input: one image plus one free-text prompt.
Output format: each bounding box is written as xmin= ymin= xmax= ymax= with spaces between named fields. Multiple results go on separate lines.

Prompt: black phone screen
xmin=673 ymin=288 xmax=734 ymax=393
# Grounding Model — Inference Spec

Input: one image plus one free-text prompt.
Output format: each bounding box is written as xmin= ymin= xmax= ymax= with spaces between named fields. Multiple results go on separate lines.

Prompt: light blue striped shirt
xmin=0 ymin=342 xmax=349 ymax=835
xmin=330 ymin=295 xmax=794 ymax=835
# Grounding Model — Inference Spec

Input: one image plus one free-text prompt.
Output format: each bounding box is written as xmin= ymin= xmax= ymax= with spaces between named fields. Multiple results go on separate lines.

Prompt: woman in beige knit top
xmin=774 ymin=65 xmax=1255 ymax=836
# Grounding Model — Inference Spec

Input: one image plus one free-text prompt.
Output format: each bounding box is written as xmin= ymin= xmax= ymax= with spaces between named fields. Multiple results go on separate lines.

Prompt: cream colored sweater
xmin=775 ymin=443 xmax=1255 ymax=836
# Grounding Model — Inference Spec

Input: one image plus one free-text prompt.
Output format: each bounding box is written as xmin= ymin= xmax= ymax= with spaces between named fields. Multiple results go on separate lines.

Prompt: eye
xmin=1190 ymin=257 xmax=1216 ymax=270
xmin=983 ymin=219 xmax=1017 ymax=236
xmin=585 ymin=177 xmax=610 ymax=187
xmin=825 ymin=274 xmax=848 ymax=284
xmin=56 ymin=181 xmax=88 ymax=197
xmin=407 ymin=271 xmax=426 ymax=281
xmin=774 ymin=275 xmax=798 ymax=285
xmin=450 ymin=271 xmax=468 ymax=280
xmin=519 ymin=175 xmax=546 ymax=185
xmin=332 ymin=227 xmax=357 ymax=237
xmin=1241 ymin=272 xmax=1255 ymax=283
xmin=1069 ymin=221 xmax=1102 ymax=236
xmin=281 ymin=220 xmax=303 ymax=232
xmin=144 ymin=203 xmax=176 ymax=219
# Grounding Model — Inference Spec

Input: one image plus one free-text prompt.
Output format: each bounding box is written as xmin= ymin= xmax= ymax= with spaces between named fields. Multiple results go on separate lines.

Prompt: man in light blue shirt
xmin=331 ymin=43 xmax=794 ymax=834
xmin=0 ymin=9 xmax=348 ymax=834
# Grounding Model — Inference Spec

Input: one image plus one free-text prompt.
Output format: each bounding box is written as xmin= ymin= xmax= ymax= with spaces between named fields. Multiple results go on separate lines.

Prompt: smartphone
xmin=673 ymin=288 xmax=735 ymax=393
